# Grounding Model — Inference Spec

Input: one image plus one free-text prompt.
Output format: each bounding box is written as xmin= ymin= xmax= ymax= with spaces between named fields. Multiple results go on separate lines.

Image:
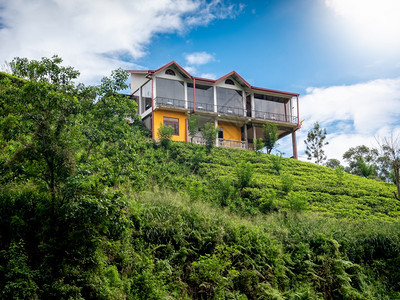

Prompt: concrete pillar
xmin=244 ymin=124 xmax=248 ymax=149
xmin=138 ymin=88 xmax=142 ymax=115
xmin=215 ymin=119 xmax=219 ymax=146
xmin=184 ymin=81 xmax=188 ymax=109
xmin=251 ymin=93 xmax=255 ymax=118
xmin=292 ymin=131 xmax=298 ymax=159
xmin=242 ymin=90 xmax=246 ymax=117
xmin=213 ymin=86 xmax=217 ymax=113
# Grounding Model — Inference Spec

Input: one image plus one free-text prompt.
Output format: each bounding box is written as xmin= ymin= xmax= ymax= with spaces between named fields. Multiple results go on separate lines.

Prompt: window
xmin=163 ymin=117 xmax=179 ymax=135
xmin=225 ymin=79 xmax=234 ymax=85
xmin=165 ymin=69 xmax=176 ymax=76
xmin=218 ymin=127 xmax=224 ymax=139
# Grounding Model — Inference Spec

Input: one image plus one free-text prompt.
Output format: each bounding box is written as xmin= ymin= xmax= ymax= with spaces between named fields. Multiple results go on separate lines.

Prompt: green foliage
xmin=357 ymin=157 xmax=375 ymax=178
xmin=262 ymin=123 xmax=278 ymax=154
xmin=281 ymin=173 xmax=294 ymax=194
xmin=335 ymin=165 xmax=345 ymax=185
xmin=2 ymin=56 xmax=400 ymax=299
xmin=217 ymin=176 xmax=236 ymax=206
xmin=201 ymin=122 xmax=218 ymax=152
xmin=236 ymin=161 xmax=254 ymax=191
xmin=188 ymin=113 xmax=199 ymax=143
xmin=157 ymin=123 xmax=174 ymax=150
xmin=271 ymin=153 xmax=283 ymax=174
xmin=305 ymin=122 xmax=328 ymax=165
xmin=287 ymin=191 xmax=308 ymax=212
xmin=325 ymin=158 xmax=342 ymax=169
xmin=253 ymin=138 xmax=265 ymax=153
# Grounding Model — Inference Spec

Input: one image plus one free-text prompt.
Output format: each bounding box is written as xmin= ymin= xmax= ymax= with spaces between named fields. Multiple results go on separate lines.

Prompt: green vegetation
xmin=262 ymin=123 xmax=278 ymax=154
xmin=305 ymin=121 xmax=328 ymax=165
xmin=1 ymin=57 xmax=400 ymax=299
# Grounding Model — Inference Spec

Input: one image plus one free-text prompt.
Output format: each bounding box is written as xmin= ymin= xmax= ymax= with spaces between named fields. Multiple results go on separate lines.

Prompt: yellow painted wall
xmin=153 ymin=109 xmax=187 ymax=142
xmin=218 ymin=121 xmax=241 ymax=141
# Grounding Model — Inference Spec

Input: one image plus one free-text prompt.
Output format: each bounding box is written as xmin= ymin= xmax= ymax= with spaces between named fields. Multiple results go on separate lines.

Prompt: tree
xmin=3 ymin=55 xmax=81 ymax=203
xmin=325 ymin=158 xmax=342 ymax=169
xmin=342 ymin=145 xmax=379 ymax=177
xmin=357 ymin=157 xmax=375 ymax=178
xmin=262 ymin=123 xmax=278 ymax=154
xmin=188 ymin=113 xmax=199 ymax=143
xmin=304 ymin=122 xmax=328 ymax=165
xmin=158 ymin=123 xmax=174 ymax=150
xmin=202 ymin=122 xmax=218 ymax=152
xmin=377 ymin=133 xmax=400 ymax=200
xmin=253 ymin=138 xmax=265 ymax=154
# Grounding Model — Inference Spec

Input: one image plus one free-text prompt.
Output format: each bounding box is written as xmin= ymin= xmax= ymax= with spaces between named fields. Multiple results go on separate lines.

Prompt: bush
xmin=157 ymin=123 xmax=174 ymax=150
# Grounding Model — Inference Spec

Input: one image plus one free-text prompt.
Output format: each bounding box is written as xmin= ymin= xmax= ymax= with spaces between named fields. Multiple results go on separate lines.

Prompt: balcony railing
xmin=191 ymin=136 xmax=248 ymax=150
xmin=253 ymin=110 xmax=298 ymax=124
xmin=188 ymin=101 xmax=214 ymax=112
xmin=217 ymin=105 xmax=244 ymax=117
xmin=156 ymin=97 xmax=186 ymax=109
xmin=217 ymin=138 xmax=247 ymax=149
xmin=154 ymin=97 xmax=298 ymax=125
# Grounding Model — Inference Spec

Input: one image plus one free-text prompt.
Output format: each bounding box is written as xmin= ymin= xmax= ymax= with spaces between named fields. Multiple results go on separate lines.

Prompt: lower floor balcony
xmin=191 ymin=136 xmax=248 ymax=150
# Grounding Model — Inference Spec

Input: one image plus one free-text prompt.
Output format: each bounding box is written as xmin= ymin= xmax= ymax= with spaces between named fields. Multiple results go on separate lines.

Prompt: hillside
xmin=1 ymin=61 xmax=400 ymax=299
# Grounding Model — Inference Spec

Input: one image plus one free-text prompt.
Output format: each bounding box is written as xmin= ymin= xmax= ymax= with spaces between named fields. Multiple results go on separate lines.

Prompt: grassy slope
xmin=167 ymin=142 xmax=399 ymax=222
xmin=127 ymin=142 xmax=400 ymax=298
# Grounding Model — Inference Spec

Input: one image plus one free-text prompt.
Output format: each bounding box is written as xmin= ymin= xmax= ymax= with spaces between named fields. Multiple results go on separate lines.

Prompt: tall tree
xmin=342 ymin=145 xmax=378 ymax=176
xmin=325 ymin=158 xmax=342 ymax=169
xmin=304 ymin=122 xmax=328 ymax=165
xmin=202 ymin=122 xmax=218 ymax=152
xmin=262 ymin=123 xmax=278 ymax=154
xmin=188 ymin=113 xmax=199 ymax=143
xmin=377 ymin=133 xmax=400 ymax=200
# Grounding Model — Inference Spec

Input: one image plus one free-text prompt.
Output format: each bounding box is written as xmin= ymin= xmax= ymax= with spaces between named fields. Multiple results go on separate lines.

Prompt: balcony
xmin=191 ymin=136 xmax=248 ymax=150
xmin=217 ymin=105 xmax=244 ymax=117
xmin=253 ymin=110 xmax=298 ymax=124
xmin=155 ymin=97 xmax=298 ymax=125
xmin=156 ymin=96 xmax=186 ymax=109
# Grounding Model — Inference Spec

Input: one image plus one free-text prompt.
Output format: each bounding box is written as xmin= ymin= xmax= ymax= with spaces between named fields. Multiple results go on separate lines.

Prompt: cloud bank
xmin=296 ymin=78 xmax=400 ymax=162
xmin=0 ymin=0 xmax=242 ymax=83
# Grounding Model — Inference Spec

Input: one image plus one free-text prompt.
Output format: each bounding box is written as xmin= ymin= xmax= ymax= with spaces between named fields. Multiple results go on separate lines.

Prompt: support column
xmin=184 ymin=81 xmax=188 ymax=109
xmin=242 ymin=90 xmax=246 ymax=117
xmin=213 ymin=86 xmax=217 ymax=113
xmin=251 ymin=93 xmax=255 ymax=118
xmin=292 ymin=131 xmax=298 ymax=159
xmin=138 ymin=88 xmax=142 ymax=115
xmin=215 ymin=119 xmax=219 ymax=146
xmin=244 ymin=124 xmax=248 ymax=149
xmin=253 ymin=125 xmax=257 ymax=142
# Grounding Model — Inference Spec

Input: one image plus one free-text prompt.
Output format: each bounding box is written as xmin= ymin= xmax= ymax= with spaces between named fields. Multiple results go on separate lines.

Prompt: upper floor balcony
xmin=155 ymin=96 xmax=298 ymax=125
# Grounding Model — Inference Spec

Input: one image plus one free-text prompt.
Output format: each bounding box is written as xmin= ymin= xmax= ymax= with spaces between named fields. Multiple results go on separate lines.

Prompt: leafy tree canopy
xmin=304 ymin=122 xmax=328 ymax=165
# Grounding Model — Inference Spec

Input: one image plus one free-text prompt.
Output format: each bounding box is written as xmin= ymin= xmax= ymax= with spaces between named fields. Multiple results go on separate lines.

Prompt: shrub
xmin=281 ymin=173 xmax=294 ymax=194
xmin=236 ymin=161 xmax=254 ymax=191
xmin=287 ymin=191 xmax=308 ymax=212
xmin=271 ymin=153 xmax=283 ymax=174
xmin=202 ymin=122 xmax=218 ymax=152
xmin=157 ymin=123 xmax=174 ymax=150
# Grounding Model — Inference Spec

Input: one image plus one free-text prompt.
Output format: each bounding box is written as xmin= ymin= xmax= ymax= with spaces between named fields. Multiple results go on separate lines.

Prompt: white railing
xmin=217 ymin=138 xmax=247 ymax=150
xmin=190 ymin=136 xmax=248 ymax=150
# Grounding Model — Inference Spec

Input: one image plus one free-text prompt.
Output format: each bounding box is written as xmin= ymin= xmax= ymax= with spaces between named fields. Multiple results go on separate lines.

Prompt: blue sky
xmin=1 ymin=0 xmax=400 ymax=162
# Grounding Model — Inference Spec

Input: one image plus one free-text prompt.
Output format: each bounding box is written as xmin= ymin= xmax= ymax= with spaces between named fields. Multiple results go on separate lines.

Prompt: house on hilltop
xmin=127 ymin=61 xmax=300 ymax=158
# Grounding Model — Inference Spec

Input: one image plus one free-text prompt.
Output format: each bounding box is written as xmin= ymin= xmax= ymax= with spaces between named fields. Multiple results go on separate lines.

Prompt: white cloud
xmin=184 ymin=52 xmax=215 ymax=65
xmin=185 ymin=0 xmax=244 ymax=25
xmin=294 ymin=77 xmax=400 ymax=163
xmin=325 ymin=0 xmax=400 ymax=53
xmin=183 ymin=65 xmax=197 ymax=75
xmin=199 ymin=73 xmax=217 ymax=79
xmin=0 ymin=0 xmax=239 ymax=83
